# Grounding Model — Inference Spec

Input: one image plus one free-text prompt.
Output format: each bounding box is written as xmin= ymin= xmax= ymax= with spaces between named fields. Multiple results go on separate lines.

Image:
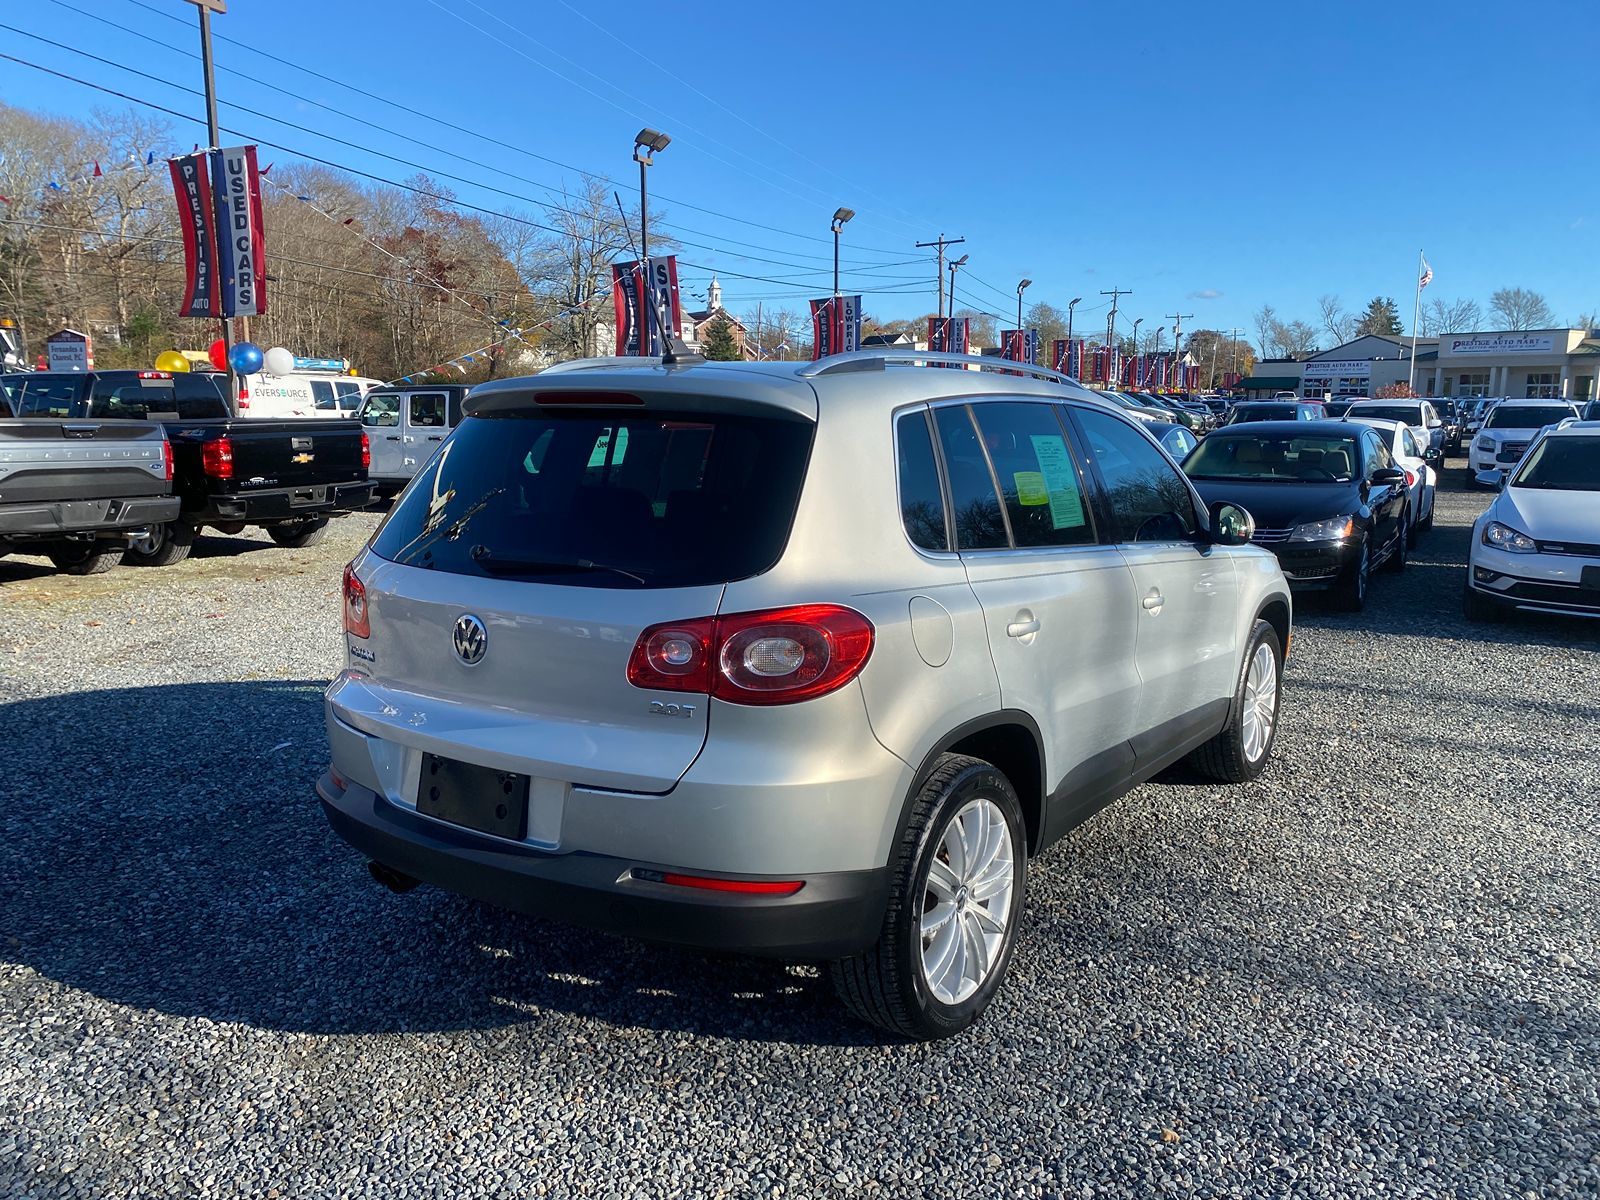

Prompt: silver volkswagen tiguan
xmin=318 ymin=351 xmax=1292 ymax=1039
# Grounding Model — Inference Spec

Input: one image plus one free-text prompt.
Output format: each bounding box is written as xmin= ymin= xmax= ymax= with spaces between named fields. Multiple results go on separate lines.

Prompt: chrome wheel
xmin=127 ymin=525 xmax=163 ymax=556
xmin=918 ymin=797 xmax=1016 ymax=1006
xmin=1241 ymin=642 xmax=1278 ymax=763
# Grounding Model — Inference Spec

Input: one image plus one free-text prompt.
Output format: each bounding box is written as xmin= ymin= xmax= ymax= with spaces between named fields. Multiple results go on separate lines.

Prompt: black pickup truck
xmin=4 ymin=370 xmax=375 ymax=565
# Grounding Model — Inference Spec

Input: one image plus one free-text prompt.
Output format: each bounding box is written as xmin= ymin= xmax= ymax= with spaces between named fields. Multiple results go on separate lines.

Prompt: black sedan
xmin=1182 ymin=420 xmax=1410 ymax=611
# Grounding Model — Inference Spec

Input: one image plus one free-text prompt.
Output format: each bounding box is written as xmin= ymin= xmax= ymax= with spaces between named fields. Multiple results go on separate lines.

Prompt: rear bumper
xmin=317 ymin=771 xmax=890 ymax=959
xmin=0 ymin=495 xmax=180 ymax=538
xmin=195 ymin=480 xmax=377 ymax=523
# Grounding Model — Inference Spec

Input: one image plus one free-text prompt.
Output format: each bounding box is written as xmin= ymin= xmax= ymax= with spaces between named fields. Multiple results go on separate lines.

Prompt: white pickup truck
xmin=0 ymin=374 xmax=179 ymax=574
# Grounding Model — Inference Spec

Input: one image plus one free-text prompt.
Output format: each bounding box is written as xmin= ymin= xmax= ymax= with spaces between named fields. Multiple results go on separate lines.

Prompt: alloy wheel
xmin=917 ymin=797 xmax=1016 ymax=1006
xmin=1241 ymin=642 xmax=1278 ymax=762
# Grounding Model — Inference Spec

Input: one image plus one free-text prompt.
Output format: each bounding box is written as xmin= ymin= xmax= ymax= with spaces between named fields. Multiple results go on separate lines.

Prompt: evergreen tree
xmin=701 ymin=316 xmax=741 ymax=360
xmin=1354 ymin=296 xmax=1404 ymax=337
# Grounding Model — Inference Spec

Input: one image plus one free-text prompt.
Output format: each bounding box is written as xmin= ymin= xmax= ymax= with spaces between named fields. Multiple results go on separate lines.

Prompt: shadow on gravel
xmin=0 ymin=681 xmax=869 ymax=1046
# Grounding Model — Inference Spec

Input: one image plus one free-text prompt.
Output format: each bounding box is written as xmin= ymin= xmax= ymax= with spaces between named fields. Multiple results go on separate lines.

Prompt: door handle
xmin=1006 ymin=617 xmax=1040 ymax=638
xmin=1142 ymin=592 xmax=1165 ymax=612
xmin=426 ymin=435 xmax=442 ymax=441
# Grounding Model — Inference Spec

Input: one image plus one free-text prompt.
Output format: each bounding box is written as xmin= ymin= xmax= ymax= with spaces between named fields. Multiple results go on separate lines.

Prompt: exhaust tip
xmin=367 ymin=860 xmax=421 ymax=894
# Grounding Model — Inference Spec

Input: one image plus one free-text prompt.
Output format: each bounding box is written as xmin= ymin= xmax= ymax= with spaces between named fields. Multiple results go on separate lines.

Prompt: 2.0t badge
xmin=452 ymin=613 xmax=487 ymax=665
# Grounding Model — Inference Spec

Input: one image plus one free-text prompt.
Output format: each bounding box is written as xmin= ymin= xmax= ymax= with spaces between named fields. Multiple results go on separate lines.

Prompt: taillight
xmin=626 ymin=605 xmax=874 ymax=706
xmin=360 ymin=431 xmax=371 ymax=470
xmin=1404 ymin=468 xmax=1417 ymax=487
xmin=161 ymin=439 xmax=173 ymax=481
xmin=343 ymin=563 xmax=370 ymax=638
xmin=201 ymin=436 xmax=234 ymax=479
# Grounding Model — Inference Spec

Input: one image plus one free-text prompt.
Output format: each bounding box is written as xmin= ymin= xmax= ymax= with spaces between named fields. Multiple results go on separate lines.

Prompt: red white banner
xmin=168 ymin=153 xmax=219 ymax=318
xmin=209 ymin=145 xmax=268 ymax=317
xmin=809 ymin=295 xmax=862 ymax=359
xmin=613 ymin=257 xmax=684 ymax=356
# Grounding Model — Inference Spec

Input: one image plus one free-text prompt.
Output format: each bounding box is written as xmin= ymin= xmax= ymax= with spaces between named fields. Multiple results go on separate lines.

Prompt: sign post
xmin=185 ymin=0 xmax=237 ymax=413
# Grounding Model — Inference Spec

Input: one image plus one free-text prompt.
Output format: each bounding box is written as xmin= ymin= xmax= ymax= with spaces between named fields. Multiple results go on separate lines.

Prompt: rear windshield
xmin=1230 ymin=405 xmax=1295 ymax=422
xmin=370 ymin=408 xmax=814 ymax=588
xmin=1486 ymin=405 xmax=1575 ymax=430
xmin=1349 ymin=404 xmax=1421 ymax=423
xmin=86 ymin=374 xmax=228 ymax=419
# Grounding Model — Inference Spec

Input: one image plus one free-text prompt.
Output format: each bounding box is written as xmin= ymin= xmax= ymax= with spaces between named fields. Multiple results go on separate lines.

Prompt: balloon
xmin=207 ymin=338 xmax=227 ymax=372
xmin=228 ymin=341 xmax=264 ymax=375
xmin=262 ymin=346 xmax=294 ymax=376
xmin=154 ymin=350 xmax=191 ymax=374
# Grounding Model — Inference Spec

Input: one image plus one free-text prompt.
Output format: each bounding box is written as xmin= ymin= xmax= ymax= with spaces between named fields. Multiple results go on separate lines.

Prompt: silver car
xmin=318 ymin=350 xmax=1293 ymax=1039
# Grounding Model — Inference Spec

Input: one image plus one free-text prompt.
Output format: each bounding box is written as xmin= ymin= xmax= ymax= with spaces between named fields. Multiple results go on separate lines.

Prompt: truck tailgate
xmin=179 ymin=419 xmax=367 ymax=491
xmin=0 ymin=418 xmax=170 ymax=503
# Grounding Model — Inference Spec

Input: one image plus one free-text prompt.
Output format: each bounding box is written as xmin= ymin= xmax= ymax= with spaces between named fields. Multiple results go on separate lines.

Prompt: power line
xmin=109 ymin=0 xmax=916 ymax=259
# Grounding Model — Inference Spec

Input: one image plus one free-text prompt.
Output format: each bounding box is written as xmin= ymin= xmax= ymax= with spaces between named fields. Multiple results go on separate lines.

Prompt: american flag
xmin=1419 ymin=255 xmax=1433 ymax=290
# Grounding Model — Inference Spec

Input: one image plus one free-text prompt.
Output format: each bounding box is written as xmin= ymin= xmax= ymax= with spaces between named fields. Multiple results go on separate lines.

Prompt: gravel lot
xmin=2 ymin=464 xmax=1597 ymax=1199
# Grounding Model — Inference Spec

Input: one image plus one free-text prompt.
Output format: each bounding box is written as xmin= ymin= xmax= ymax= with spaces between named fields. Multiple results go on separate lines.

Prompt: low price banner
xmin=613 ymin=256 xmax=685 ymax=356
xmin=168 ymin=153 xmax=219 ymax=318
xmin=809 ymin=294 xmax=862 ymax=359
xmin=208 ymin=145 xmax=268 ymax=317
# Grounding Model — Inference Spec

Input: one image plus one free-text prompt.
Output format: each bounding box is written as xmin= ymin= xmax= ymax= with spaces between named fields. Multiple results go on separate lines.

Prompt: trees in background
xmin=1489 ymin=287 xmax=1555 ymax=330
xmin=1354 ymin=297 xmax=1404 ymax=337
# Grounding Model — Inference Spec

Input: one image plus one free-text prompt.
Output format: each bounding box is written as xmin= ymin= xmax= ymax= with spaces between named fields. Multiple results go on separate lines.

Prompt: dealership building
xmin=1240 ymin=328 xmax=1600 ymax=402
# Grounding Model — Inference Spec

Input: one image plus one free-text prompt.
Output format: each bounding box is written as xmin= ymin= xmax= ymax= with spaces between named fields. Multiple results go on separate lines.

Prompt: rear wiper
xmin=469 ymin=546 xmax=648 ymax=585
xmin=393 ymin=487 xmax=504 ymax=564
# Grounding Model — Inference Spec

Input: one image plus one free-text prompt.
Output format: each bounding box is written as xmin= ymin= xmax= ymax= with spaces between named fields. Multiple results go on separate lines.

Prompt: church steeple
xmin=707 ymin=275 xmax=722 ymax=312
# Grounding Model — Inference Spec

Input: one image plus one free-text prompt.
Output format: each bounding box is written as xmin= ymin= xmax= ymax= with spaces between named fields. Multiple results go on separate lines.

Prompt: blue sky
xmin=5 ymin=0 xmax=1598 ymax=341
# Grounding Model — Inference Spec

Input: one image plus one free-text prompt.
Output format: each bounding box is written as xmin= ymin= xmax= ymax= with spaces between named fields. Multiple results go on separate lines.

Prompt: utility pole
xmin=1166 ymin=311 xmax=1193 ymax=390
xmin=1101 ymin=288 xmax=1130 ymax=350
xmin=1228 ymin=326 xmax=1243 ymax=379
xmin=916 ymin=233 xmax=965 ymax=327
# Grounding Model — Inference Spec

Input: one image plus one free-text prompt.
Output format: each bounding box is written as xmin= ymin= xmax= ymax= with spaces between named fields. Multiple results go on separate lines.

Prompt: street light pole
xmin=831 ymin=207 xmax=854 ymax=298
xmin=1016 ymin=278 xmax=1031 ymax=336
xmin=1131 ymin=317 xmax=1144 ymax=385
xmin=1066 ymin=296 xmax=1082 ymax=351
xmin=186 ymin=0 xmax=235 ymax=412
xmin=632 ymin=128 xmax=670 ymax=352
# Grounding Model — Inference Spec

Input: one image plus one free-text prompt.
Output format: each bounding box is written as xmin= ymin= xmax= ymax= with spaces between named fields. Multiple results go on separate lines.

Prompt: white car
xmin=1466 ymin=419 xmax=1600 ymax=621
xmin=1343 ymin=399 xmax=1445 ymax=456
xmin=1468 ymin=399 xmax=1582 ymax=487
xmin=1346 ymin=416 xmax=1437 ymax=544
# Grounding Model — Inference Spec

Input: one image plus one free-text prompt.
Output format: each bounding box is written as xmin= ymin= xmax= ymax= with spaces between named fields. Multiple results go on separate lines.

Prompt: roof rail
xmin=797 ymin=349 xmax=1079 ymax=387
xmin=537 ymin=356 xmax=669 ymax=375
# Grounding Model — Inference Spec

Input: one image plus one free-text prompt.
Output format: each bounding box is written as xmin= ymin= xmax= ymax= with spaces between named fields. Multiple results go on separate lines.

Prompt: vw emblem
xmin=452 ymin=613 xmax=488 ymax=666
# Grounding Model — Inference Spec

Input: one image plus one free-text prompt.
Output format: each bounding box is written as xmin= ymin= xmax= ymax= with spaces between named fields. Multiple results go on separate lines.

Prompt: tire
xmin=1332 ymin=536 xmax=1370 ymax=612
xmin=829 ymin=754 xmax=1027 ymax=1041
xmin=267 ymin=517 xmax=330 ymax=549
xmin=47 ymin=543 xmax=122 ymax=576
xmin=1419 ymin=492 xmax=1435 ymax=533
xmin=123 ymin=522 xmax=195 ymax=567
xmin=1188 ymin=619 xmax=1283 ymax=784
xmin=1387 ymin=511 xmax=1409 ymax=572
xmin=1463 ymin=581 xmax=1502 ymax=623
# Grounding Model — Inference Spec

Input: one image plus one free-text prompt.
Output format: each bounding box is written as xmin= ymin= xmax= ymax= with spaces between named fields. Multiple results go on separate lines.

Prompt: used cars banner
xmin=208 ymin=145 xmax=269 ymax=318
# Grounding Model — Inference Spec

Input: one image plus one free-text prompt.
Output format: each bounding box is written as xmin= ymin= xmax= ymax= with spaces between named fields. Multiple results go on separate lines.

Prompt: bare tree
xmin=1490 ymin=287 xmax=1555 ymax=331
xmin=1274 ymin=319 xmax=1320 ymax=357
xmin=1316 ymin=295 xmax=1356 ymax=345
xmin=1253 ymin=304 xmax=1277 ymax=358
xmin=1419 ymin=296 xmax=1483 ymax=336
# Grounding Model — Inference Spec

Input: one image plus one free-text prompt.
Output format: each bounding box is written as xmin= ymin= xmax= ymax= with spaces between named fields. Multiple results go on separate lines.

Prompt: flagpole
xmin=1409 ymin=248 xmax=1423 ymax=394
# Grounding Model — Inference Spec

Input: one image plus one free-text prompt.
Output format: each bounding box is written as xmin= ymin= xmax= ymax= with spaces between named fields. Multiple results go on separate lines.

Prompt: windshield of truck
xmin=1485 ymin=405 xmax=1575 ymax=430
xmin=87 ymin=374 xmax=228 ymax=419
xmin=370 ymin=407 xmax=814 ymax=588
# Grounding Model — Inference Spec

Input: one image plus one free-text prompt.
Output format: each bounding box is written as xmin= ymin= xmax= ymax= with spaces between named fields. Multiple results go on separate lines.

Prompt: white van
xmin=358 ymin=384 xmax=470 ymax=490
xmin=239 ymin=370 xmax=382 ymax=419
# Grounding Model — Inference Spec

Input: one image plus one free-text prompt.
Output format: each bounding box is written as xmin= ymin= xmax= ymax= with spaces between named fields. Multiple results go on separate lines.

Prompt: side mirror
xmin=1209 ymin=501 xmax=1255 ymax=547
xmin=1371 ymin=467 xmax=1408 ymax=486
xmin=1423 ymin=447 xmax=1443 ymax=466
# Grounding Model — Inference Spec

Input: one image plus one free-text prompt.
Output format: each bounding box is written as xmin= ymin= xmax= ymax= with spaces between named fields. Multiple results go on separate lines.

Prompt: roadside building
xmin=1236 ymin=328 xmax=1600 ymax=402
xmin=686 ymin=277 xmax=751 ymax=358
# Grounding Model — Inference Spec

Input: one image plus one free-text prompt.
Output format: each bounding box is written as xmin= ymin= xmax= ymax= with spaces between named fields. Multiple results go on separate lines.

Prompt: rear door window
xmin=87 ymin=374 xmax=226 ymax=419
xmin=370 ymin=407 xmax=813 ymax=588
xmin=409 ymin=392 xmax=448 ymax=428
xmin=310 ymin=380 xmax=337 ymax=410
xmin=932 ymin=405 xmax=1008 ymax=550
xmin=895 ymin=410 xmax=949 ymax=551
xmin=968 ymin=402 xmax=1093 ymax=547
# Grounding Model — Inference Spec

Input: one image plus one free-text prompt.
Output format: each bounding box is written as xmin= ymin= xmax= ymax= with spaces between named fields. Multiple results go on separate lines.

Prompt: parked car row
xmin=0 ymin=369 xmax=377 ymax=574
